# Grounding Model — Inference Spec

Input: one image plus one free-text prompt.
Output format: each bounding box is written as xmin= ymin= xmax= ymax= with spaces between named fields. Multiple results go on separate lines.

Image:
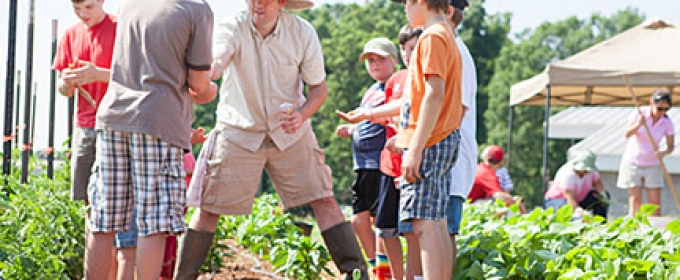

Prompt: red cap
xmin=482 ymin=145 xmax=504 ymax=162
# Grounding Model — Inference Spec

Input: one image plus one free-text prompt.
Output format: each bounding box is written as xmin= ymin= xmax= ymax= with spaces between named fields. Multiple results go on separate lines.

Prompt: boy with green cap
xmin=336 ymin=37 xmax=398 ymax=278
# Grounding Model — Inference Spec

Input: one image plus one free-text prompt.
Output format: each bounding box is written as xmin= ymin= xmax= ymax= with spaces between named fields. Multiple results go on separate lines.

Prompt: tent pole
xmin=506 ymin=105 xmax=514 ymax=172
xmin=542 ymin=85 xmax=551 ymax=207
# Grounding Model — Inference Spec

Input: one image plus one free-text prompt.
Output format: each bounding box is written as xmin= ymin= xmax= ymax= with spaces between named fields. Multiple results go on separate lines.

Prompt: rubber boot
xmin=321 ymin=222 xmax=369 ymax=280
xmin=173 ymin=229 xmax=214 ymax=280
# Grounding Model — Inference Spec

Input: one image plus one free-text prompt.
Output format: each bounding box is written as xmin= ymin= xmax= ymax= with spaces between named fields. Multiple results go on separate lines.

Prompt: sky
xmin=1 ymin=0 xmax=679 ymax=150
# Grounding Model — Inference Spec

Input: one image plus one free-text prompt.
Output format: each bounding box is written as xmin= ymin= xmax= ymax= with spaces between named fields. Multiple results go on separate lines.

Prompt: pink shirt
xmin=545 ymin=163 xmax=600 ymax=202
xmin=184 ymin=152 xmax=196 ymax=187
xmin=623 ymin=108 xmax=675 ymax=166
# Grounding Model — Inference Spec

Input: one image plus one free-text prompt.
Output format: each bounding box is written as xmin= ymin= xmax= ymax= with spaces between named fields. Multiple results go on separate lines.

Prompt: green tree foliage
xmin=459 ymin=0 xmax=511 ymax=145
xmin=297 ymin=0 xmax=407 ymax=203
xmin=484 ymin=10 xmax=643 ymax=208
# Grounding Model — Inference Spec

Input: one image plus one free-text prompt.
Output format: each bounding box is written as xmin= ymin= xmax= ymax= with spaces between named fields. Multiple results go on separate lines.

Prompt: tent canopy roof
xmin=510 ymin=19 xmax=680 ymax=106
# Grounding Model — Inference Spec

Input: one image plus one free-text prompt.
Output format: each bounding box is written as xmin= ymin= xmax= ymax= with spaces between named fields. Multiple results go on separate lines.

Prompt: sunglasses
xmin=657 ymin=106 xmax=671 ymax=112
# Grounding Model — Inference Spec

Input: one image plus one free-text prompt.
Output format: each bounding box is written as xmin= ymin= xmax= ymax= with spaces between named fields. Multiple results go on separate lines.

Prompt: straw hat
xmin=285 ymin=0 xmax=314 ymax=11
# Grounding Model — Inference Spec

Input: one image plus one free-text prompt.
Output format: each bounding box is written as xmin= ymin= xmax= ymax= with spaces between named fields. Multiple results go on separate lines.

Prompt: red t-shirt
xmin=52 ymin=14 xmax=117 ymax=129
xmin=380 ymin=70 xmax=408 ymax=177
xmin=468 ymin=162 xmax=503 ymax=202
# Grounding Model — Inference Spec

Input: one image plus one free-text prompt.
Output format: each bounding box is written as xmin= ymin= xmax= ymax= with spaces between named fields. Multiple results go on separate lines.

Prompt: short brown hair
xmin=451 ymin=7 xmax=464 ymax=26
xmin=405 ymin=0 xmax=449 ymax=14
xmin=398 ymin=24 xmax=423 ymax=45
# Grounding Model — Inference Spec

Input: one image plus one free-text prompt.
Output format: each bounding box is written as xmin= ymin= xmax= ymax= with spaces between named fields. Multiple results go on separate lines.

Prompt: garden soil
xmin=198 ymin=239 xmax=340 ymax=280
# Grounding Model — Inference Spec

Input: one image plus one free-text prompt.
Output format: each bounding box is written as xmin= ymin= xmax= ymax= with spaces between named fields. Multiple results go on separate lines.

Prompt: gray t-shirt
xmin=97 ymin=0 xmax=213 ymax=150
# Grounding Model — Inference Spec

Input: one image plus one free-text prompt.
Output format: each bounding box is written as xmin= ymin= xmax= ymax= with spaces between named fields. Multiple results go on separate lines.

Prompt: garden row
xmin=2 ymin=164 xmax=680 ymax=278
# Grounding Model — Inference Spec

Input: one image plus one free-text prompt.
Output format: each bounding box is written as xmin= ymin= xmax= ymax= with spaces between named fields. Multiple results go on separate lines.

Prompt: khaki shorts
xmin=199 ymin=130 xmax=334 ymax=215
xmin=71 ymin=127 xmax=97 ymax=201
xmin=617 ymin=161 xmax=664 ymax=189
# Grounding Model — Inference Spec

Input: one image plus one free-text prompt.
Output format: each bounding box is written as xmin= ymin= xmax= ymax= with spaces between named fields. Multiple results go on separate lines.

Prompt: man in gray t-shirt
xmin=84 ymin=0 xmax=217 ymax=278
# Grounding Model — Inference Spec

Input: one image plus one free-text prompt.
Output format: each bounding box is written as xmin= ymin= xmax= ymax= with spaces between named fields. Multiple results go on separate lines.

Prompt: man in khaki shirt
xmin=174 ymin=1 xmax=368 ymax=279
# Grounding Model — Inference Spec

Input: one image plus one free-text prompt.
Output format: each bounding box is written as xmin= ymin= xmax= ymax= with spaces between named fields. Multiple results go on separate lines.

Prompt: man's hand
xmin=335 ymin=124 xmax=354 ymax=138
xmin=401 ymin=148 xmax=423 ymax=183
xmin=279 ymin=109 xmax=305 ymax=134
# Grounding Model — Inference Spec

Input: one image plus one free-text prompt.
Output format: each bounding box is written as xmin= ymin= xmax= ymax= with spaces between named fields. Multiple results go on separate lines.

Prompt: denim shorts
xmin=399 ymin=195 xmax=464 ymax=235
xmin=114 ymin=209 xmax=138 ymax=249
xmin=544 ymin=198 xmax=567 ymax=212
xmin=376 ymin=174 xmax=400 ymax=238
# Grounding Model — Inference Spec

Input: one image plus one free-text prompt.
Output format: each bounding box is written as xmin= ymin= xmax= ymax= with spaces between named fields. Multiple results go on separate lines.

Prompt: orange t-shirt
xmin=396 ymin=22 xmax=463 ymax=149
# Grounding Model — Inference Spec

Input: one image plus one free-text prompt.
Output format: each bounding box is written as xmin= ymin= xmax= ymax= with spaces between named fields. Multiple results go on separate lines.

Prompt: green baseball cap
xmin=359 ymin=38 xmax=398 ymax=61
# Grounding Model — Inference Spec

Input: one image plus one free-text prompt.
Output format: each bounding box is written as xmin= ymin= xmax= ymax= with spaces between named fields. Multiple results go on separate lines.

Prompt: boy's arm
xmin=188 ymin=69 xmax=218 ymax=104
xmin=335 ymin=101 xmax=401 ymax=124
xmin=401 ymin=75 xmax=446 ymax=183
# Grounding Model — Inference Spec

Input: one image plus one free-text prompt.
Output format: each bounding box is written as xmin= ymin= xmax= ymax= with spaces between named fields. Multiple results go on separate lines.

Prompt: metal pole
xmin=67 ymin=96 xmax=74 ymax=149
xmin=47 ymin=20 xmax=58 ymax=179
xmin=541 ymin=85 xmax=551 ymax=206
xmin=30 ymin=83 xmax=37 ymax=152
xmin=506 ymin=105 xmax=514 ymax=172
xmin=14 ymin=71 xmax=21 ymax=150
xmin=3 ymin=0 xmax=19 ymax=184
xmin=21 ymin=0 xmax=36 ymax=184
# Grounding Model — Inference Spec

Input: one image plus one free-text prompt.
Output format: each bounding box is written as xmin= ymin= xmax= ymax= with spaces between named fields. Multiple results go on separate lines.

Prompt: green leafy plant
xmin=199 ymin=193 xmax=333 ymax=278
xmin=0 ymin=150 xmax=84 ymax=279
xmin=455 ymin=201 xmax=680 ymax=279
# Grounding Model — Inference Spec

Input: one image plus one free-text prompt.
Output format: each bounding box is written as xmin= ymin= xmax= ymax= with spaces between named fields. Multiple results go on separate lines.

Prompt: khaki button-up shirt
xmin=214 ymin=11 xmax=326 ymax=152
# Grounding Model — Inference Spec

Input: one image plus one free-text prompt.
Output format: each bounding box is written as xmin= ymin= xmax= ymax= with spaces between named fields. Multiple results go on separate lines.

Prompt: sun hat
xmin=570 ymin=150 xmax=597 ymax=171
xmin=285 ymin=0 xmax=314 ymax=11
xmin=482 ymin=145 xmax=504 ymax=162
xmin=359 ymin=38 xmax=399 ymax=61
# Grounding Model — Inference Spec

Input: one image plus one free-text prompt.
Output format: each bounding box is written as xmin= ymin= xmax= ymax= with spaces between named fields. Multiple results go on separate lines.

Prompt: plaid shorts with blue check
xmin=399 ymin=130 xmax=460 ymax=222
xmin=88 ymin=130 xmax=186 ymax=236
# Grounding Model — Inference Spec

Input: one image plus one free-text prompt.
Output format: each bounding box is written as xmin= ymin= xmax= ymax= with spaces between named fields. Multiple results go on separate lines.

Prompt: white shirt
xmin=450 ymin=36 xmax=478 ymax=198
xmin=214 ymin=11 xmax=326 ymax=152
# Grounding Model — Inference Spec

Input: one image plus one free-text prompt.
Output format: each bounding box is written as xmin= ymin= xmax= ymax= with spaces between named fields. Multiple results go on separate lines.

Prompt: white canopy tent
xmin=510 ymin=19 xmax=680 ymax=106
xmin=506 ymin=19 xmax=680 ymax=201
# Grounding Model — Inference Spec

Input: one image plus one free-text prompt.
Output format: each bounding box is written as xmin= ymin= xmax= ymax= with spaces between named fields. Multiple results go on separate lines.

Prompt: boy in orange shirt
xmin=393 ymin=0 xmax=463 ymax=278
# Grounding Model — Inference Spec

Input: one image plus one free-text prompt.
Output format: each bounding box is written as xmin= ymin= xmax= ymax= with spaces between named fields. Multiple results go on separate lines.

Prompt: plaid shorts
xmin=88 ymin=130 xmax=186 ymax=236
xmin=399 ymin=130 xmax=460 ymax=221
